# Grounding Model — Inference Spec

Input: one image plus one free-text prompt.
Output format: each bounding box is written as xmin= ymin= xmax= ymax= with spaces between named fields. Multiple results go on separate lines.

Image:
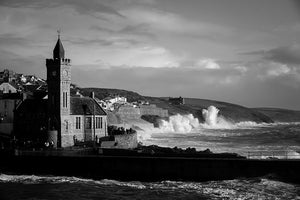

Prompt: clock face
xmin=63 ymin=69 xmax=68 ymax=77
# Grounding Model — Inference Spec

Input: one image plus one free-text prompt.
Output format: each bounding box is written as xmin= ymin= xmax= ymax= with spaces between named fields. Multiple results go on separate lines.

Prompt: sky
xmin=0 ymin=0 xmax=300 ymax=110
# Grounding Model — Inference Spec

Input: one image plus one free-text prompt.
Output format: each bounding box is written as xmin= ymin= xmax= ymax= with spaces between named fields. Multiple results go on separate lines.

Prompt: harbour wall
xmin=115 ymin=104 xmax=168 ymax=120
xmin=1 ymin=154 xmax=300 ymax=183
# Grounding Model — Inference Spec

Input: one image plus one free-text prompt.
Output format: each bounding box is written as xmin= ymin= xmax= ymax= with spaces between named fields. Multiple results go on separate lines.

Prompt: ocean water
xmin=1 ymin=174 xmax=300 ymax=200
xmin=1 ymin=107 xmax=300 ymax=199
xmin=142 ymin=122 xmax=300 ymax=159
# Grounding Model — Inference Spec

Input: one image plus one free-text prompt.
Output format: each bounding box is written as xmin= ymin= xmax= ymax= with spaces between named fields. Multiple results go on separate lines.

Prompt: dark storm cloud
xmin=242 ymin=45 xmax=300 ymax=65
xmin=291 ymin=0 xmax=300 ymax=15
xmin=118 ymin=24 xmax=156 ymax=39
xmin=67 ymin=37 xmax=141 ymax=47
xmin=0 ymin=0 xmax=122 ymax=17
xmin=0 ymin=49 xmax=45 ymax=77
xmin=0 ymin=34 xmax=30 ymax=46
xmin=90 ymin=26 xmax=115 ymax=34
xmin=91 ymin=24 xmax=156 ymax=39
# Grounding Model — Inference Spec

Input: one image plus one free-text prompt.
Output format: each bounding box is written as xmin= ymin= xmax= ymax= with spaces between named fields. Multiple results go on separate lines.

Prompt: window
xmin=75 ymin=117 xmax=81 ymax=129
xmin=85 ymin=117 xmax=92 ymax=129
xmin=63 ymin=92 xmax=66 ymax=107
xmin=63 ymin=92 xmax=68 ymax=108
xmin=65 ymin=120 xmax=69 ymax=131
xmin=100 ymin=117 xmax=103 ymax=129
xmin=96 ymin=117 xmax=102 ymax=129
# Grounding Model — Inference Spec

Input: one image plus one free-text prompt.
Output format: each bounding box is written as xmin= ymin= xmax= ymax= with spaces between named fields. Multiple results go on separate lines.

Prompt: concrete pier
xmin=1 ymin=153 xmax=300 ymax=183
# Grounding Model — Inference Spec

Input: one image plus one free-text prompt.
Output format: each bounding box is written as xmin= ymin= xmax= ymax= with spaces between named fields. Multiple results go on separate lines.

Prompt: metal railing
xmin=246 ymin=150 xmax=300 ymax=160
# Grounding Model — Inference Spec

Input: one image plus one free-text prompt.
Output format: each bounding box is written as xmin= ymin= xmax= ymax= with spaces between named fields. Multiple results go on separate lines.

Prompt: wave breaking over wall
xmin=157 ymin=105 xmax=264 ymax=132
xmin=136 ymin=105 xmax=273 ymax=142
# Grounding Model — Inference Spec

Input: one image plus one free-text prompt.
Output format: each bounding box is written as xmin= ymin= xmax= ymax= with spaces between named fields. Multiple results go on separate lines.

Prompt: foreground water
xmin=0 ymin=174 xmax=300 ymax=200
xmin=1 ymin=122 xmax=300 ymax=199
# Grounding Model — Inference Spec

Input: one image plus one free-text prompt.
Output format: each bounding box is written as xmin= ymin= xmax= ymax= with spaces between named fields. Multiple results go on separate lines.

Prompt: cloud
xmin=234 ymin=66 xmax=248 ymax=74
xmin=196 ymin=58 xmax=221 ymax=69
xmin=67 ymin=37 xmax=141 ymax=48
xmin=0 ymin=33 xmax=31 ymax=46
xmin=266 ymin=64 xmax=291 ymax=77
xmin=242 ymin=44 xmax=300 ymax=65
xmin=0 ymin=0 xmax=122 ymax=17
xmin=0 ymin=49 xmax=45 ymax=77
xmin=264 ymin=45 xmax=300 ymax=65
xmin=91 ymin=24 xmax=156 ymax=39
xmin=118 ymin=24 xmax=156 ymax=39
xmin=120 ymin=7 xmax=233 ymax=39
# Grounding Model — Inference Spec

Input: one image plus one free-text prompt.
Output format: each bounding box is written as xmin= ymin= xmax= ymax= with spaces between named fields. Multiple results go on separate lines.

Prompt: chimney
xmin=76 ymin=90 xmax=83 ymax=97
xmin=90 ymin=91 xmax=95 ymax=99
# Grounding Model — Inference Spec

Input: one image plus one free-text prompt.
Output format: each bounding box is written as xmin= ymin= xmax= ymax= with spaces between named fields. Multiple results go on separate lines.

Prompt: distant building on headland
xmin=169 ymin=96 xmax=185 ymax=105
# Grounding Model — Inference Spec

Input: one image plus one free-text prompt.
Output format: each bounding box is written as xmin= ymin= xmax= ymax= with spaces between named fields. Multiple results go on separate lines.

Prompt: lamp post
xmin=92 ymin=94 xmax=96 ymax=146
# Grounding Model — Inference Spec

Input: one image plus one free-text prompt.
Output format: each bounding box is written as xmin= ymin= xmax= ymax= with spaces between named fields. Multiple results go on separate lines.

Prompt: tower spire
xmin=53 ymin=30 xmax=65 ymax=59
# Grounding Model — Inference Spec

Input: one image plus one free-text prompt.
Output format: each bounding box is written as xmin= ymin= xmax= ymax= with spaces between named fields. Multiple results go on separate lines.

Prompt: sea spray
xmin=201 ymin=106 xmax=269 ymax=129
xmin=202 ymin=106 xmax=219 ymax=126
xmin=201 ymin=106 xmax=233 ymax=129
xmin=137 ymin=105 xmax=273 ymax=143
xmin=159 ymin=114 xmax=200 ymax=133
xmin=155 ymin=106 xmax=233 ymax=132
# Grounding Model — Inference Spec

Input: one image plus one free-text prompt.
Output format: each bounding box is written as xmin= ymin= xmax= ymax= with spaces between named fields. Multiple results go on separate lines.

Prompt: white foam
xmin=0 ymin=174 xmax=146 ymax=189
xmin=158 ymin=114 xmax=200 ymax=133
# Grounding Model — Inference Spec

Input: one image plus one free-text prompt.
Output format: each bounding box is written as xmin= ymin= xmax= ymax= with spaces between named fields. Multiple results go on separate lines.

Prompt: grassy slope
xmin=146 ymin=97 xmax=274 ymax=123
xmin=77 ymin=87 xmax=300 ymax=123
xmin=253 ymin=108 xmax=300 ymax=122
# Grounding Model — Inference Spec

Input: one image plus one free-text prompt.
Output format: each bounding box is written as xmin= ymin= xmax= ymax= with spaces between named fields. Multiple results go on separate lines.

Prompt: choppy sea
xmin=1 ymin=111 xmax=300 ymax=199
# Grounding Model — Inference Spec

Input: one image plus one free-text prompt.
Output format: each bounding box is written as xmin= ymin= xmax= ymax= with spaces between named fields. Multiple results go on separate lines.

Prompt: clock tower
xmin=46 ymin=33 xmax=71 ymax=147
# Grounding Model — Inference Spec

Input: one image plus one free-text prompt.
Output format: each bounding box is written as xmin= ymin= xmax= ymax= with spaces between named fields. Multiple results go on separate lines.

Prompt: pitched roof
xmin=70 ymin=97 xmax=106 ymax=116
xmin=0 ymin=82 xmax=18 ymax=89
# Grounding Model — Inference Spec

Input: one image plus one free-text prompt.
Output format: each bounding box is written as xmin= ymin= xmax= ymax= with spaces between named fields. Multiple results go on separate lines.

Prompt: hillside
xmin=145 ymin=97 xmax=273 ymax=123
xmin=74 ymin=87 xmax=146 ymax=102
xmin=253 ymin=108 xmax=300 ymax=122
xmin=77 ymin=87 xmax=300 ymax=123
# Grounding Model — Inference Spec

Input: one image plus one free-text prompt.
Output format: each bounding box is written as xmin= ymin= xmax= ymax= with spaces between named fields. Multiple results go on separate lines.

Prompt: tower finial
xmin=57 ymin=29 xmax=61 ymax=39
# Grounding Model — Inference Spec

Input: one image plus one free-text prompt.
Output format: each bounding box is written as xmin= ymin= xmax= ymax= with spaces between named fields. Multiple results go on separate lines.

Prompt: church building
xmin=14 ymin=35 xmax=107 ymax=147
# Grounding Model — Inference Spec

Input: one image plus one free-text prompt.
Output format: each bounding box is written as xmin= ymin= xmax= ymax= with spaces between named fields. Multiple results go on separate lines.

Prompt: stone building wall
xmin=139 ymin=105 xmax=168 ymax=117
xmin=60 ymin=115 xmax=108 ymax=147
xmin=116 ymin=105 xmax=140 ymax=119
xmin=114 ymin=104 xmax=169 ymax=120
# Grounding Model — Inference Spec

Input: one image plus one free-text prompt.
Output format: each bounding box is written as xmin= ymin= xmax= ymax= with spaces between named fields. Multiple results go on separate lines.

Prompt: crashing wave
xmin=159 ymin=114 xmax=200 ymax=133
xmin=155 ymin=106 xmax=269 ymax=132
